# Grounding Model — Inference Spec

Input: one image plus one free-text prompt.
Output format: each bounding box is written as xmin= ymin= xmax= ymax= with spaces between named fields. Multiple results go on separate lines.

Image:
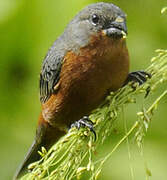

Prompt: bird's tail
xmin=14 ymin=114 xmax=65 ymax=179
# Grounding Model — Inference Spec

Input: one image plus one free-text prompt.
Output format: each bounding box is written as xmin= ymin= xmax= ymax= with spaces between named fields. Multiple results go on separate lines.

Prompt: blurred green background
xmin=0 ymin=0 xmax=167 ymax=179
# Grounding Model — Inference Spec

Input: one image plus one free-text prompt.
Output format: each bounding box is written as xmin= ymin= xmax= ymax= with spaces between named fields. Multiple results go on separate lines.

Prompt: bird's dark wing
xmin=40 ymin=44 xmax=65 ymax=103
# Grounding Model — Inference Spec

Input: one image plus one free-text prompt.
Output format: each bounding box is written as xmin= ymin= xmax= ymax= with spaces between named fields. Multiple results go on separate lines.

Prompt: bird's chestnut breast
xmin=42 ymin=33 xmax=129 ymax=128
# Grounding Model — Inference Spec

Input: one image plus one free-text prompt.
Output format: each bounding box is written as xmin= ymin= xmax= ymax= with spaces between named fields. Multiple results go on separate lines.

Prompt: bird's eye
xmin=91 ymin=14 xmax=100 ymax=25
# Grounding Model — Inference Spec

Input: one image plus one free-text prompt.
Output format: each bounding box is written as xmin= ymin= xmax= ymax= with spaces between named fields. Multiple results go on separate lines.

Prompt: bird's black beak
xmin=102 ymin=16 xmax=127 ymax=38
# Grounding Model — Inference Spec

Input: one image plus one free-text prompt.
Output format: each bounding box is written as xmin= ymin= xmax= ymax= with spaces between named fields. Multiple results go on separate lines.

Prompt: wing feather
xmin=40 ymin=46 xmax=64 ymax=103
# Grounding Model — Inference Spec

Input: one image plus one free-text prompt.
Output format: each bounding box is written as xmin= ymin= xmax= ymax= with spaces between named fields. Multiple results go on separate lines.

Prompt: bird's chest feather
xmin=60 ymin=35 xmax=129 ymax=98
xmin=42 ymin=35 xmax=129 ymax=127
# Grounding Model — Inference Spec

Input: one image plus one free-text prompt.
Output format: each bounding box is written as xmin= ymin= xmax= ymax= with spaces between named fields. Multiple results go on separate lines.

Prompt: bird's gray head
xmin=64 ymin=2 xmax=127 ymax=48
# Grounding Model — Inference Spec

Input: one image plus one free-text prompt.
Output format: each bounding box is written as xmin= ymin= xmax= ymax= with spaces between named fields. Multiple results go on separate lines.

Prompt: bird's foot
xmin=126 ymin=70 xmax=151 ymax=85
xmin=124 ymin=70 xmax=151 ymax=97
xmin=71 ymin=116 xmax=96 ymax=141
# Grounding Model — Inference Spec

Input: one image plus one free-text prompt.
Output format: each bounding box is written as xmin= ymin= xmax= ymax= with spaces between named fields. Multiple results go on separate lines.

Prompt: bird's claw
xmin=71 ymin=116 xmax=96 ymax=141
xmin=126 ymin=70 xmax=151 ymax=85
xmin=124 ymin=70 xmax=151 ymax=97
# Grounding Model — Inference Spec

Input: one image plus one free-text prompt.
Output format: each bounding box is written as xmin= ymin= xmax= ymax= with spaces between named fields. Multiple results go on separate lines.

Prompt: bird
xmin=14 ymin=2 xmax=150 ymax=179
